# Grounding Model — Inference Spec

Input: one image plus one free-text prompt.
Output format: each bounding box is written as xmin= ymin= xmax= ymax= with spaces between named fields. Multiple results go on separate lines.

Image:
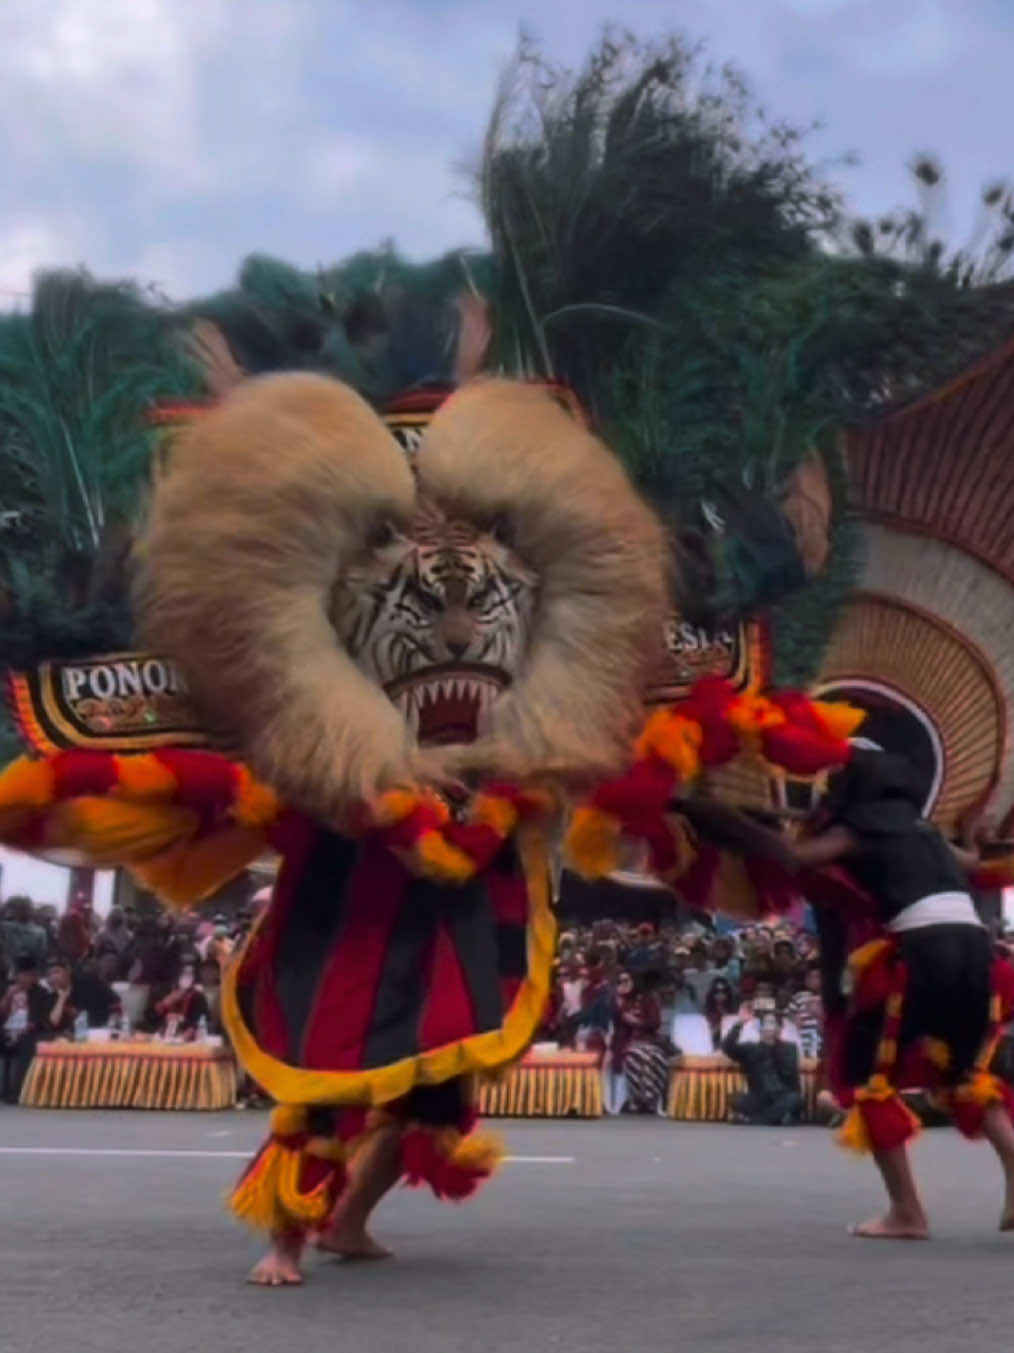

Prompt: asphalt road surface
xmin=2 ymin=1110 xmax=1013 ymax=1353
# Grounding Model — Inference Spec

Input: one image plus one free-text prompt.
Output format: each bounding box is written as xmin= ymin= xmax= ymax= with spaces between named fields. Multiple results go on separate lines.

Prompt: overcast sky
xmin=2 ymin=0 xmax=1012 ymax=301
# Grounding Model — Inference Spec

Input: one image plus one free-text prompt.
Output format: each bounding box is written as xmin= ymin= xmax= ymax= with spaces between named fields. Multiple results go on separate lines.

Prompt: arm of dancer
xmin=675 ymin=799 xmax=856 ymax=873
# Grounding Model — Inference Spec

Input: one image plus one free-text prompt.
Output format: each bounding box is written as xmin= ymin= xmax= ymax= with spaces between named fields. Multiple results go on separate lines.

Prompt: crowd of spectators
xmin=0 ymin=894 xmax=259 ymax=1104
xmin=6 ymin=892 xmax=1012 ymax=1122
xmin=544 ymin=917 xmax=825 ymax=1121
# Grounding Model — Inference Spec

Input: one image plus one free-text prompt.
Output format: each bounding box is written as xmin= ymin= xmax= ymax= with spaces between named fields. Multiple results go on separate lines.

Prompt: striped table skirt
xmin=478 ymin=1051 xmax=603 ymax=1117
xmin=20 ymin=1040 xmax=238 ymax=1111
xmin=668 ymin=1055 xmax=820 ymax=1122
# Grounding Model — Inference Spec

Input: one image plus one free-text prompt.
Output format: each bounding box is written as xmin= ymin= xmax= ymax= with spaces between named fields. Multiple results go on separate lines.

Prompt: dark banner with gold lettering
xmin=645 ymin=617 xmax=769 ymax=706
xmin=7 ymin=653 xmax=207 ymax=755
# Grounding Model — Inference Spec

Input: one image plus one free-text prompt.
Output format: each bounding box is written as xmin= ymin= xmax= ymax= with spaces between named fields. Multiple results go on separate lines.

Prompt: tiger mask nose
xmin=437 ymin=607 xmax=475 ymax=660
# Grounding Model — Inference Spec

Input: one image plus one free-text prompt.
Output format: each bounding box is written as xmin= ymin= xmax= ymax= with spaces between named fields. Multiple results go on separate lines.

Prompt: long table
xmin=20 ymin=1039 xmax=238 ymax=1111
xmin=477 ymin=1050 xmax=603 ymax=1117
xmin=18 ymin=1043 xmax=819 ymax=1122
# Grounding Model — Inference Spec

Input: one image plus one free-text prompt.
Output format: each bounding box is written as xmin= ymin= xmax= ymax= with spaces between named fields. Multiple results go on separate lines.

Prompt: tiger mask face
xmin=137 ymin=375 xmax=667 ymax=821
xmin=335 ymin=503 xmax=537 ymax=746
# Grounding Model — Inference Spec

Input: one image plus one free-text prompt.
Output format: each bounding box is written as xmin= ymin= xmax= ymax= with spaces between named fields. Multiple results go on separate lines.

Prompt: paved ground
xmin=2 ymin=1110 xmax=1013 ymax=1353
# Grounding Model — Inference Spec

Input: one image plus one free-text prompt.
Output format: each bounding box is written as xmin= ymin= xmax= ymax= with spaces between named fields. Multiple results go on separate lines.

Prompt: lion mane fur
xmin=135 ymin=373 xmax=418 ymax=821
xmin=135 ymin=372 xmax=668 ymax=819
xmin=415 ymin=380 xmax=668 ymax=782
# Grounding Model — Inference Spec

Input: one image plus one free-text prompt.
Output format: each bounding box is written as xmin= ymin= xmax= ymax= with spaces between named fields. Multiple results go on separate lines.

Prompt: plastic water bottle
xmin=74 ymin=1011 xmax=89 ymax=1042
xmin=196 ymin=1015 xmax=208 ymax=1043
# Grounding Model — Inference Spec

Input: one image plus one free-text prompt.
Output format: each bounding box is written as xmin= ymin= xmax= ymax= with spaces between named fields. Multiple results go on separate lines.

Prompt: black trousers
xmin=1 ymin=1034 xmax=38 ymax=1103
xmin=843 ymin=923 xmax=992 ymax=1088
xmin=731 ymin=1089 xmax=803 ymax=1125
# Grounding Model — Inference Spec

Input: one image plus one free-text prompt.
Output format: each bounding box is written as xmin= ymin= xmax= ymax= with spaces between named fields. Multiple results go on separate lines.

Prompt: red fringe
xmin=400 ymin=1129 xmax=493 ymax=1202
xmin=858 ymin=1094 xmax=921 ymax=1152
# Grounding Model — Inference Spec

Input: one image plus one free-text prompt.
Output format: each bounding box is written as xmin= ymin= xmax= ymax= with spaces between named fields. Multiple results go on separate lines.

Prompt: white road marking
xmin=0 ymin=1146 xmax=575 ymax=1163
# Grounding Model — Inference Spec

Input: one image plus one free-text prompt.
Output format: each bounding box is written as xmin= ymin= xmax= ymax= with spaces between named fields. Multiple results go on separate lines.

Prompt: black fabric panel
xmin=495 ymin=924 xmax=528 ymax=979
xmin=843 ymin=924 xmax=992 ymax=1087
xmin=403 ymin=1078 xmax=468 ymax=1127
xmin=236 ymin=970 xmax=257 ymax=1037
xmin=362 ymin=877 xmax=438 ymax=1069
xmin=445 ymin=877 xmax=504 ymax=1035
xmin=273 ymin=829 xmax=358 ymax=1066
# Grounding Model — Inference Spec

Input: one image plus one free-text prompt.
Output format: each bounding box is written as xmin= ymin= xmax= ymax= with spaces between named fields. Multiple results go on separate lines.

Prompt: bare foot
xmin=848 ymin=1210 xmax=929 ymax=1241
xmin=247 ymin=1233 xmax=305 ymax=1286
xmin=316 ymin=1225 xmax=393 ymax=1262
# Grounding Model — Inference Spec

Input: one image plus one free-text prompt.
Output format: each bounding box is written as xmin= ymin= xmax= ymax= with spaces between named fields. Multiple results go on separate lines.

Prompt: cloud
xmin=0 ymin=216 xmax=93 ymax=297
xmin=0 ymin=1 xmax=1011 ymax=298
xmin=303 ymin=135 xmax=374 ymax=202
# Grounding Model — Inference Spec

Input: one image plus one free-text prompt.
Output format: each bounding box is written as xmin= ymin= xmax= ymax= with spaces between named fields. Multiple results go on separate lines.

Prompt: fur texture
xmin=135 ymin=373 xmax=668 ymax=816
xmin=134 ymin=373 xmax=417 ymax=821
xmin=416 ymin=380 xmax=668 ymax=782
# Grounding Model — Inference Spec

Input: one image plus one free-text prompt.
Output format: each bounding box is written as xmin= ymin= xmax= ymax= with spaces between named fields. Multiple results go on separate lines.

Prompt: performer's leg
xmin=850 ymin=1145 xmax=929 ymax=1240
xmin=318 ymin=1122 xmax=401 ymax=1260
xmin=979 ymin=1102 xmax=1014 ymax=1231
xmin=248 ymin=1227 xmax=306 ymax=1287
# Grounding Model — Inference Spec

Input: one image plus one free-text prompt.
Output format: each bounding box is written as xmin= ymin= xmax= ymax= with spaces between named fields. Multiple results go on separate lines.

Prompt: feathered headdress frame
xmin=134 ymin=373 xmax=668 ymax=822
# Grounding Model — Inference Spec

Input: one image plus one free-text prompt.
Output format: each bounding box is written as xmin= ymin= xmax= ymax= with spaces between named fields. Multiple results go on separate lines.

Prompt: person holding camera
xmin=722 ymin=1003 xmax=803 ymax=1126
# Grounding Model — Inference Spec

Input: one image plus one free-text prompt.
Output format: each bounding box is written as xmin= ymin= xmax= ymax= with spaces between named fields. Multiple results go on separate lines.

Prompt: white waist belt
xmin=888 ymin=892 xmax=983 ymax=933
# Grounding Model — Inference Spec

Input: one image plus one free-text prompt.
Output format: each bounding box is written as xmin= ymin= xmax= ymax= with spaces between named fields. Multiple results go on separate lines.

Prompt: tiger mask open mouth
xmin=335 ymin=502 xmax=535 ymax=747
xmin=136 ymin=375 xmax=668 ymax=820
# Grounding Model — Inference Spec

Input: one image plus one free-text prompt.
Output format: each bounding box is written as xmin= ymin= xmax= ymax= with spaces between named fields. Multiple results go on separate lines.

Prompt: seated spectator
xmin=574 ymin=957 xmax=612 ymax=1056
xmin=71 ymin=954 xmax=123 ymax=1029
xmin=723 ymin=1011 xmax=803 ymax=1126
xmin=1 ymin=956 xmax=54 ymax=1102
xmin=607 ymin=971 xmax=671 ymax=1116
xmin=198 ymin=958 xmax=224 ymax=1035
xmin=44 ymin=958 xmax=78 ymax=1038
xmin=121 ymin=954 xmax=154 ymax=1031
xmin=703 ymin=977 xmax=737 ymax=1051
xmin=785 ymin=962 xmax=825 ymax=1059
xmin=153 ymin=961 xmax=210 ymax=1040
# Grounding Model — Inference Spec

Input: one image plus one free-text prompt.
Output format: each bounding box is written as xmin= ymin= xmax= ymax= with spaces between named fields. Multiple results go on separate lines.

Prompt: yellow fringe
xmin=837 ymin=1105 xmax=870 ymax=1155
xmin=953 ymin=1071 xmax=1006 ymax=1109
xmin=232 ymin=766 xmax=280 ymax=827
xmin=113 ymin=754 xmax=179 ymax=799
xmin=413 ymin=830 xmax=476 ymax=883
xmin=446 ymin=1128 xmax=504 ymax=1176
xmin=811 ymin=700 xmax=866 ymax=741
xmin=471 ymin=794 xmax=519 ymax=836
xmin=633 ymin=710 xmax=702 ymax=780
xmin=270 ymin=1104 xmax=308 ymax=1136
xmin=923 ymin=1038 xmax=951 ymax=1072
xmin=565 ymin=805 xmax=621 ymax=878
xmin=0 ymin=756 xmax=56 ymax=809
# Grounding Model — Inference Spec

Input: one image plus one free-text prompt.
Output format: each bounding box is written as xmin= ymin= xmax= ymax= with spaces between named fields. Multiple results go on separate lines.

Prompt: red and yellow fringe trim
xmin=836 ymin=945 xmax=1014 ymax=1153
xmin=401 ymin=1122 xmax=504 ymax=1201
xmin=565 ymin=675 xmax=864 ymax=883
xmin=0 ymin=749 xmax=554 ymax=905
xmin=229 ymin=1104 xmax=367 ymax=1233
xmin=367 ymin=782 xmax=553 ymax=885
xmin=229 ymin=1104 xmax=504 ymax=1232
xmin=837 ymin=959 xmax=922 ymax=1155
